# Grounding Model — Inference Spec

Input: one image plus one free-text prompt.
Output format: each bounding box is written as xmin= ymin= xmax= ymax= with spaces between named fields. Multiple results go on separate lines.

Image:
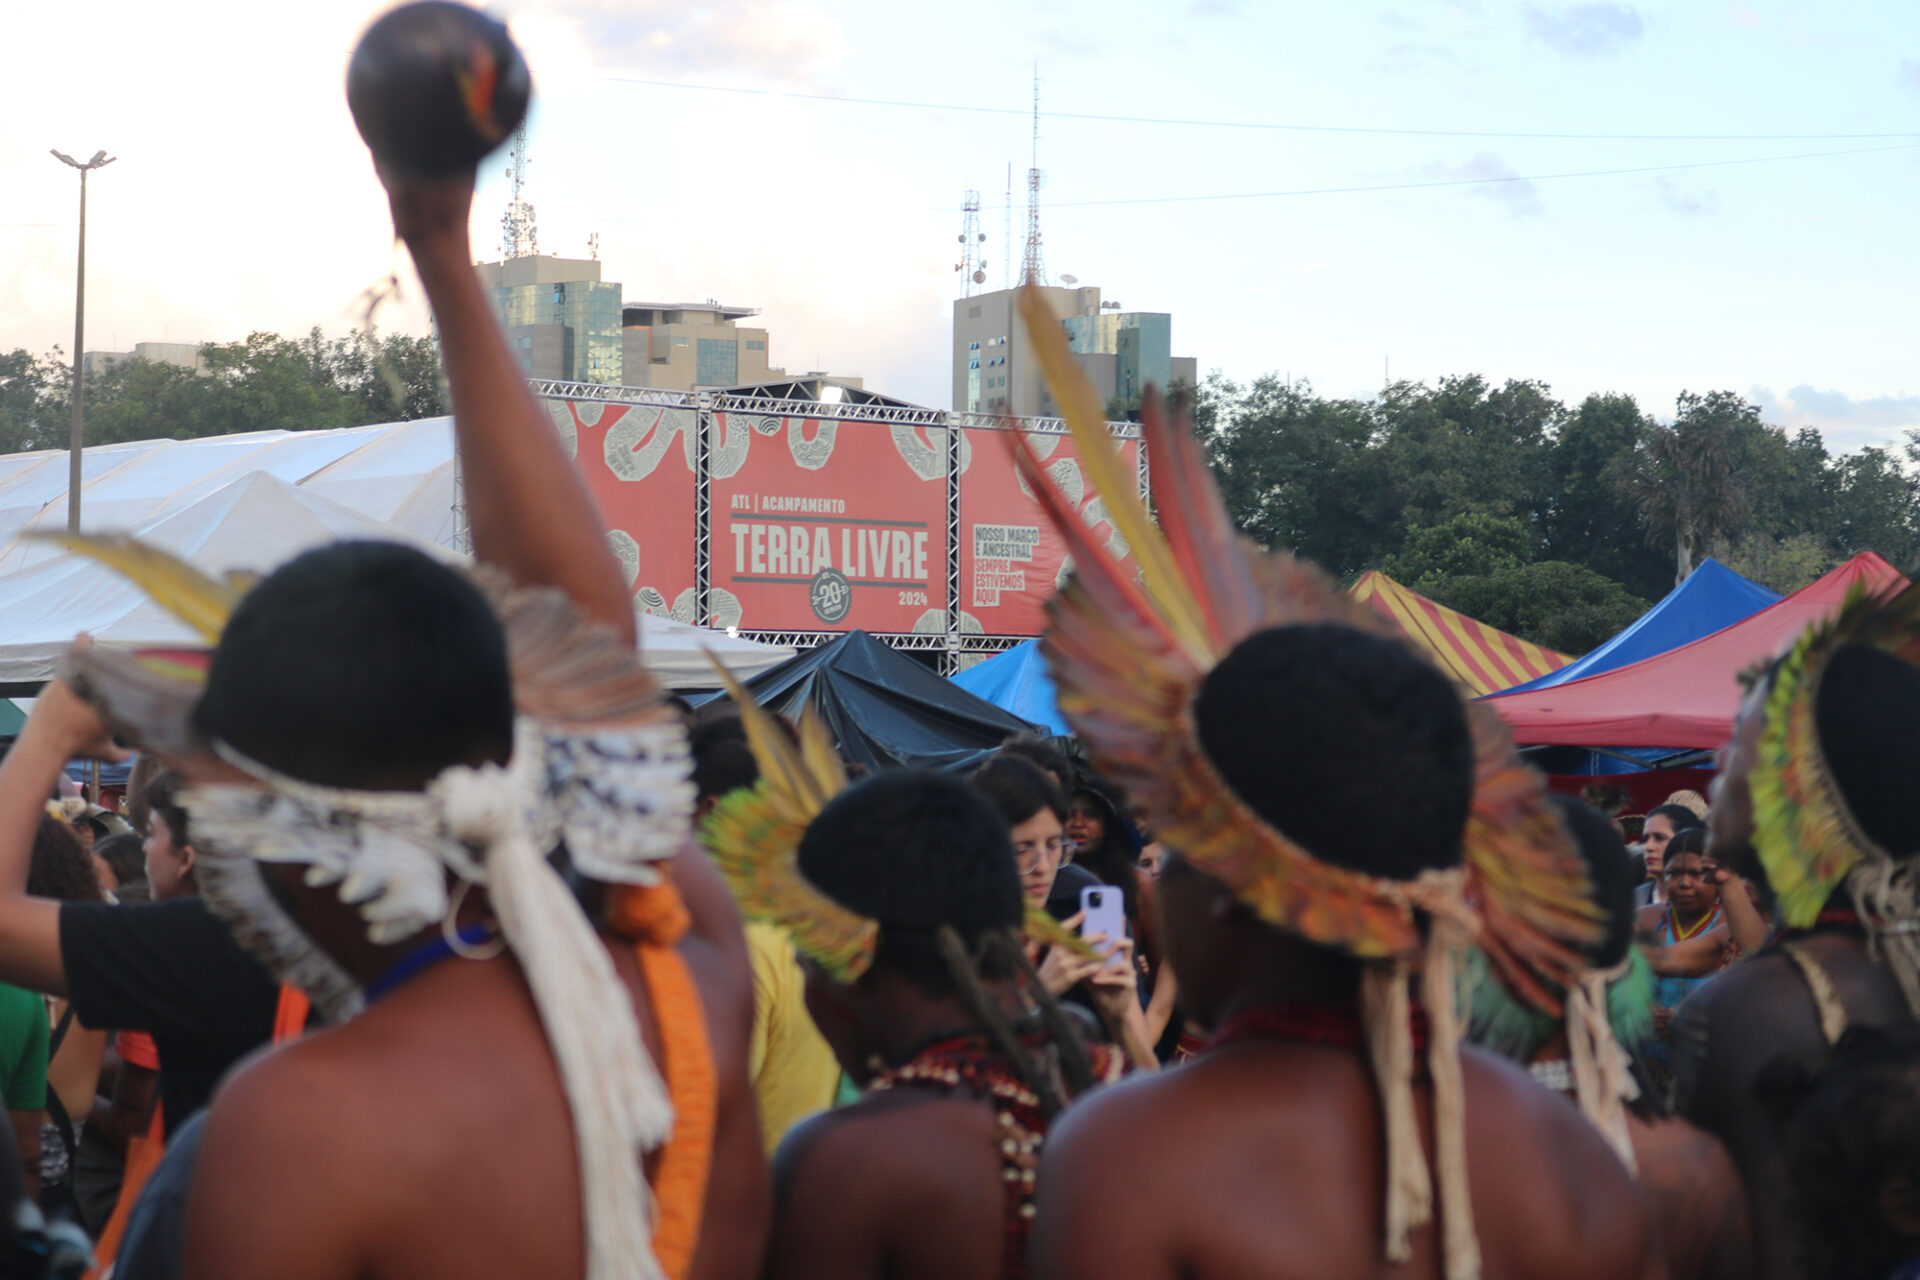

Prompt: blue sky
xmin=3 ymin=0 xmax=1915 ymax=448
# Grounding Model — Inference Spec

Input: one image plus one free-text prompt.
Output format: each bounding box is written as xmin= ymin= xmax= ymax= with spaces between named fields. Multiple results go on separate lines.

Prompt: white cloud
xmin=1523 ymin=3 xmax=1644 ymax=58
xmin=1655 ymin=174 xmax=1718 ymax=217
xmin=1900 ymin=58 xmax=1920 ymax=94
xmin=1751 ymin=384 xmax=1920 ymax=452
xmin=515 ymin=0 xmax=846 ymax=84
xmin=1422 ymin=152 xmax=1544 ymax=217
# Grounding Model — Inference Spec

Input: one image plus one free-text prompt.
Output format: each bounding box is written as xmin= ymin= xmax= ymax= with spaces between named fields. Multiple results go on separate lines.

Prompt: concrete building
xmin=952 ymin=284 xmax=1195 ymax=416
xmin=81 ymin=341 xmax=208 ymax=376
xmin=475 ymin=255 xmax=624 ymax=385
xmin=620 ymin=300 xmax=780 ymax=392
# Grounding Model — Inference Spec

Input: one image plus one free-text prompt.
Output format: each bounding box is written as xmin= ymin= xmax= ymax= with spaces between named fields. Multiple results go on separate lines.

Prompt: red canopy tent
xmin=1486 ymin=552 xmax=1909 ymax=751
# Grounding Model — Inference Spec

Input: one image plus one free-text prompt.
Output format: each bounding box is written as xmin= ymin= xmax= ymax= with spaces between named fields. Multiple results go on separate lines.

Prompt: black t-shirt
xmin=60 ymin=899 xmax=285 ymax=1132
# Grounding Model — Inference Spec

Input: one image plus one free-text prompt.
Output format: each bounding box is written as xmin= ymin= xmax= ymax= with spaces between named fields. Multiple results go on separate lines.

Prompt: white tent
xmin=0 ymin=462 xmax=792 ymax=691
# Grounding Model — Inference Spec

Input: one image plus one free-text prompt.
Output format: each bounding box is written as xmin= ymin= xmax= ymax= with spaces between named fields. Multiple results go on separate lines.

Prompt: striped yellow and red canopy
xmin=1348 ymin=571 xmax=1570 ymax=697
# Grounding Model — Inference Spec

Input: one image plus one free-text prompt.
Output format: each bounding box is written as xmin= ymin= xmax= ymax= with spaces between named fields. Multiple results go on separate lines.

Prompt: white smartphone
xmin=1078 ymin=885 xmax=1128 ymax=958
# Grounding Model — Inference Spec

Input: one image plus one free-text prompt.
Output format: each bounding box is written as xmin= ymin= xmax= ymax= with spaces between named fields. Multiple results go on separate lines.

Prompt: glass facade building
xmin=484 ymin=268 xmax=624 ymax=384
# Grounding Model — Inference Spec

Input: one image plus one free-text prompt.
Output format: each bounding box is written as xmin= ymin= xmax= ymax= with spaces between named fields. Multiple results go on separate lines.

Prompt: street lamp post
xmin=50 ymin=149 xmax=115 ymax=534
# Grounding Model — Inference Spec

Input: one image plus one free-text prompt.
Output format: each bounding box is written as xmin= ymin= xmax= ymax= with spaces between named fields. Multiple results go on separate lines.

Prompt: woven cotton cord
xmin=1361 ymin=957 xmax=1430 ymax=1261
xmin=1421 ymin=915 xmax=1481 ymax=1280
xmin=1564 ymin=959 xmax=1639 ymax=1175
xmin=1848 ymin=857 xmax=1920 ymax=1019
xmin=436 ymin=764 xmax=676 ymax=1280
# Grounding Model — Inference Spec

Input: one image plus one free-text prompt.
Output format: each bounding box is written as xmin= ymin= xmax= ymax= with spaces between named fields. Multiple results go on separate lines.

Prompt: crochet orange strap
xmin=610 ymin=881 xmax=718 ymax=1280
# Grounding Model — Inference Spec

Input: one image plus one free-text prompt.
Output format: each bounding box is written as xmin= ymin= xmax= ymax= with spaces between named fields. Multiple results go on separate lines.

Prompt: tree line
xmin=1191 ymin=374 xmax=1919 ymax=654
xmin=0 ymin=328 xmax=447 ymax=456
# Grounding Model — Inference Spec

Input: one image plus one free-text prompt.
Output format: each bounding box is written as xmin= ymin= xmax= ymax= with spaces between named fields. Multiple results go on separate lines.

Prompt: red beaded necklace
xmin=867 ymin=1035 xmax=1047 ymax=1280
xmin=1204 ymin=1000 xmax=1430 ymax=1055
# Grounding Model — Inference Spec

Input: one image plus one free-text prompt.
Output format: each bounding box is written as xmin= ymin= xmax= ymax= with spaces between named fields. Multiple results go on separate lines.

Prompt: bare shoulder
xmin=1460 ymin=1050 xmax=1657 ymax=1278
xmin=778 ymin=1089 xmax=994 ymax=1195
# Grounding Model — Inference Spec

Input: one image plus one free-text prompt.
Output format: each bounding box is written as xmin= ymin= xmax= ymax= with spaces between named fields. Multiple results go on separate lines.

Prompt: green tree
xmin=1425 ymin=561 xmax=1651 ymax=655
xmin=1382 ymin=512 xmax=1531 ymax=584
xmin=1542 ymin=393 xmax=1669 ymax=600
xmin=1611 ymin=391 xmax=1757 ymax=585
xmin=1197 ymin=373 xmax=1382 ymax=574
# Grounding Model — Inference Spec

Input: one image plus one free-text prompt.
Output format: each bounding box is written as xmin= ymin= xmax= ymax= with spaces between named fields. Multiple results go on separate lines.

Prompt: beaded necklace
xmin=866 ymin=1035 xmax=1046 ymax=1280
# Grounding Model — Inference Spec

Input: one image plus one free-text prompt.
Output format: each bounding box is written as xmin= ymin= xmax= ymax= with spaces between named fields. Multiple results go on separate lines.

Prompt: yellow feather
xmin=1024 ymin=900 xmax=1103 ymax=963
xmin=1015 ymin=285 xmax=1213 ymax=664
xmin=28 ymin=532 xmax=244 ymax=643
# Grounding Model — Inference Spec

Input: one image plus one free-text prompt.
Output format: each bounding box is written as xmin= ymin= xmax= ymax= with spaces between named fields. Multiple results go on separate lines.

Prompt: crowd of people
xmin=0 ymin=26 xmax=1918 ymax=1280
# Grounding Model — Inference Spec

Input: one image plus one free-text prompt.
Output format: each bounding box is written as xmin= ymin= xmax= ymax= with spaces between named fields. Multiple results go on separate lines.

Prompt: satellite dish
xmin=1060 ymin=274 xmax=1078 ymax=285
xmin=973 ymin=269 xmax=986 ymax=284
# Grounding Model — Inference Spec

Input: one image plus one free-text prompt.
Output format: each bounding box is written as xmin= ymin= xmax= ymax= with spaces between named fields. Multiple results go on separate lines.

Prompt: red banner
xmin=709 ymin=412 xmax=949 ymax=633
xmin=546 ymin=399 xmax=698 ymax=621
xmin=957 ymin=426 xmax=1140 ymax=637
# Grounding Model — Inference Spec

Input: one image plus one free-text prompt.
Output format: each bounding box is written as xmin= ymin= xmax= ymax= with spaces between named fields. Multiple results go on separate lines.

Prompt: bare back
xmin=1673 ymin=933 xmax=1914 ymax=1280
xmin=1628 ymin=1112 xmax=1751 ymax=1280
xmin=767 ymin=1090 xmax=1011 ymax=1280
xmin=1032 ymin=1041 xmax=1659 ymax=1280
xmin=184 ymin=847 xmax=766 ymax=1280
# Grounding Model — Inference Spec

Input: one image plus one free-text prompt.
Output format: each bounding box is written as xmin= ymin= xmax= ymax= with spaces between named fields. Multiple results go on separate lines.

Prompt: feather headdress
xmin=38 ymin=531 xmax=693 ymax=1280
xmin=699 ymin=663 xmax=1099 ymax=981
xmin=1751 ymin=578 xmax=1920 ymax=1014
xmin=1010 ymin=284 xmax=1600 ymax=1280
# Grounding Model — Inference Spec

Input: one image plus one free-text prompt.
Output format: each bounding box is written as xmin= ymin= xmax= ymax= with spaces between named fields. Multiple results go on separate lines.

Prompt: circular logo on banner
xmin=809 ymin=568 xmax=853 ymax=625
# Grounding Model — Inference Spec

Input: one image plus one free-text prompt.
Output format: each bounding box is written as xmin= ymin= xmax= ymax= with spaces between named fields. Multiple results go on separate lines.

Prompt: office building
xmin=81 ymin=341 xmax=209 ymax=376
xmin=620 ymin=301 xmax=781 ymax=392
xmin=475 ymin=255 xmax=624 ymax=385
xmin=952 ymin=284 xmax=1195 ymax=417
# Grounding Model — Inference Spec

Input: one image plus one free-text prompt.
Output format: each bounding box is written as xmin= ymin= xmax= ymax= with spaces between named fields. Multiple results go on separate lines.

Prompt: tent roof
xmin=713 ymin=630 xmax=1035 ymax=771
xmin=1486 ymin=552 xmax=1910 ymax=750
xmin=950 ymin=640 xmax=1069 ymax=735
xmin=0 ymin=419 xmax=458 ymax=576
xmin=1494 ymin=558 xmax=1780 ymax=696
xmin=1349 ymin=571 xmax=1571 ymax=697
xmin=0 ymin=470 xmax=452 ymax=686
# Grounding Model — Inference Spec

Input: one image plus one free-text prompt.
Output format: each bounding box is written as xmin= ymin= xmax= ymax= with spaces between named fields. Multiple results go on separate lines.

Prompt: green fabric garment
xmin=0 ymin=983 xmax=48 ymax=1111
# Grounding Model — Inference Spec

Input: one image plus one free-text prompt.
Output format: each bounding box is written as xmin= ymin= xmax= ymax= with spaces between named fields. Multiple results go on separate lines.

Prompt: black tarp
xmin=702 ymin=630 xmax=1036 ymax=772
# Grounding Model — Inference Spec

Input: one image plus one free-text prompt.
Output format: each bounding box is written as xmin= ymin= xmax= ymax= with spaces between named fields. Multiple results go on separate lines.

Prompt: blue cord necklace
xmin=363 ymin=921 xmax=498 ymax=1004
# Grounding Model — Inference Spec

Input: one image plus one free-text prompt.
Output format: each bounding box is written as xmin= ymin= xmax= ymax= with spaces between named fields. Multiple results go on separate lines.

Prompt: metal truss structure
xmin=530 ymin=380 xmax=1150 ymax=673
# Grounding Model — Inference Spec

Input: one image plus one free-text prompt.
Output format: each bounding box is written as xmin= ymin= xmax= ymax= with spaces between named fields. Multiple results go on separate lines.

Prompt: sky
xmin=2 ymin=0 xmax=1916 ymax=451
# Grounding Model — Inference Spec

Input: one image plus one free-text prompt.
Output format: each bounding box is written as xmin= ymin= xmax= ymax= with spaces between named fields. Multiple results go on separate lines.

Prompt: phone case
xmin=1078 ymin=885 xmax=1129 ymax=956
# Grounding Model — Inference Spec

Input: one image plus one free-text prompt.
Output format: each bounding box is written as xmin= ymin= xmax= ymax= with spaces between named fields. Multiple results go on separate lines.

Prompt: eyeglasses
xmin=1016 ymin=838 xmax=1065 ymax=874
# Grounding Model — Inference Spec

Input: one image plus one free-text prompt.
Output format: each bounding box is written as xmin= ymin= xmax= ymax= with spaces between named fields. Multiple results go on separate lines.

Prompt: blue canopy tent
xmin=1494 ymin=558 xmax=1779 ymax=697
xmin=1490 ymin=558 xmax=1778 ymax=776
xmin=950 ymin=640 xmax=1069 ymax=736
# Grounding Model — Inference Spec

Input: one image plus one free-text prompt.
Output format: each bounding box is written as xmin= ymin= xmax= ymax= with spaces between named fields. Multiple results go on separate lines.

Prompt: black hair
xmin=798 ymin=770 xmax=1090 ymax=1113
xmin=1666 ymin=827 xmax=1710 ymax=862
xmin=1546 ymin=795 xmax=1636 ymax=970
xmin=1778 ymin=1024 xmax=1920 ymax=1280
xmin=1193 ymin=624 xmax=1474 ymax=880
xmin=798 ymin=770 xmax=1024 ymax=988
xmin=996 ymin=734 xmax=1074 ymax=788
xmin=30 ymin=817 xmax=105 ymax=904
xmin=688 ymin=713 xmax=760 ymax=806
xmin=93 ymin=832 xmax=147 ymax=889
xmin=192 ymin=541 xmax=514 ymax=789
xmin=1818 ymin=644 xmax=1920 ymax=860
xmin=1066 ymin=776 xmax=1145 ymax=930
xmin=1644 ymin=804 xmax=1703 ymax=834
xmin=971 ymin=755 xmax=1068 ymax=828
xmin=143 ymin=771 xmax=192 ymax=850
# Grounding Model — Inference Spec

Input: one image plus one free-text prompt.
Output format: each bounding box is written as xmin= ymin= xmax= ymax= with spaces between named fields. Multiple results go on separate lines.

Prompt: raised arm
xmin=0 ymin=680 xmax=124 ymax=997
xmin=380 ymin=170 xmax=636 ymax=646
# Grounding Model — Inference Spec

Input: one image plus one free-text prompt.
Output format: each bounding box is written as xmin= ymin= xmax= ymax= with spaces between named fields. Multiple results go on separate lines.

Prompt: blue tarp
xmin=950 ymin=640 xmax=1069 ymax=736
xmin=1492 ymin=558 xmax=1780 ymax=697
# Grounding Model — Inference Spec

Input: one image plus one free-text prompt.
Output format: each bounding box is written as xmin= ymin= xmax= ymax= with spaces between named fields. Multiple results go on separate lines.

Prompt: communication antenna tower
xmin=588 ymin=231 xmax=600 ymax=261
xmin=1021 ymin=69 xmax=1047 ymax=287
xmin=955 ymin=189 xmax=987 ymax=296
xmin=1003 ymin=163 xmax=1013 ymax=291
xmin=500 ymin=122 xmax=538 ymax=260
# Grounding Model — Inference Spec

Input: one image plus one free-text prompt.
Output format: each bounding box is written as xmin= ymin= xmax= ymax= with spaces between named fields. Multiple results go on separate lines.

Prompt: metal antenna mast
xmin=500 ymin=122 xmax=538 ymax=259
xmin=1021 ymin=69 xmax=1046 ymax=287
xmin=955 ymin=190 xmax=986 ymax=297
xmin=1003 ymin=164 xmax=1013 ymax=290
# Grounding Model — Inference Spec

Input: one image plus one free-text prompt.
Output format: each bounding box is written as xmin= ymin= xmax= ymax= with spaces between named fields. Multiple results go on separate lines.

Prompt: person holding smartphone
xmin=971 ymin=757 xmax=1159 ymax=1069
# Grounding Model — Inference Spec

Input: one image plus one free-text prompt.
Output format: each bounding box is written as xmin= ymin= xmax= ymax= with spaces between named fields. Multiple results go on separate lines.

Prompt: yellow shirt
xmin=745 ymin=921 xmax=842 ymax=1154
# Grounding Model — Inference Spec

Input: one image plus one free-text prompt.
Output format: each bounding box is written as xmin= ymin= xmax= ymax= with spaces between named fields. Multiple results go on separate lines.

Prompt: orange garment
xmin=91 ymin=984 xmax=308 ymax=1279
xmin=114 ymin=1030 xmax=159 ymax=1073
xmin=606 ymin=880 xmax=717 ymax=1280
